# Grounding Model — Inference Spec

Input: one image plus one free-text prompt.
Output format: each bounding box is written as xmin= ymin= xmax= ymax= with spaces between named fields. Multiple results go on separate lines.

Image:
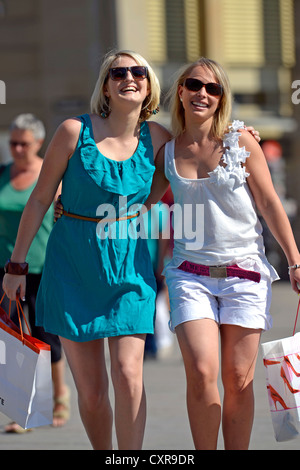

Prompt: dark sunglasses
xmin=108 ymin=66 xmax=148 ymax=81
xmin=9 ymin=141 xmax=32 ymax=148
xmin=183 ymin=78 xmax=223 ymax=96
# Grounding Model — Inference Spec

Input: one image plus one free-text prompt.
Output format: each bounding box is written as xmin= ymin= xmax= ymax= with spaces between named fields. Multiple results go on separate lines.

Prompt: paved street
xmin=0 ymin=280 xmax=300 ymax=450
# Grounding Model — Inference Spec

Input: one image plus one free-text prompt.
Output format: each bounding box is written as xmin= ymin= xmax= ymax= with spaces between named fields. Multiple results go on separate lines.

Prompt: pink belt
xmin=178 ymin=260 xmax=261 ymax=283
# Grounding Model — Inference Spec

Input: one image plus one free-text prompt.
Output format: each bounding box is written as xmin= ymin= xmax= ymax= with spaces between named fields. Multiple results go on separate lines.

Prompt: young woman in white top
xmin=146 ymin=57 xmax=300 ymax=450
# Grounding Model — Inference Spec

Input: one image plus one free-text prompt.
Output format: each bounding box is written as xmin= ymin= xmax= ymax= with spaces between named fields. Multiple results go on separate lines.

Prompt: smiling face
xmin=104 ymin=55 xmax=150 ymax=113
xmin=90 ymin=50 xmax=160 ymax=122
xmin=168 ymin=57 xmax=232 ymax=139
xmin=178 ymin=65 xmax=221 ymax=125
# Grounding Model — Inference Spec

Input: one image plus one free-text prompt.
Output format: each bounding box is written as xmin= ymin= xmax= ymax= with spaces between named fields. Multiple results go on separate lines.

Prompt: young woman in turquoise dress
xmin=3 ymin=49 xmax=260 ymax=450
xmin=3 ymin=50 xmax=171 ymax=450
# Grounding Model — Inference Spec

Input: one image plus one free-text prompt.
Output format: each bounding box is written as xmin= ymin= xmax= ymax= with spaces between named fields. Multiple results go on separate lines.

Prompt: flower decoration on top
xmin=208 ymin=120 xmax=250 ymax=186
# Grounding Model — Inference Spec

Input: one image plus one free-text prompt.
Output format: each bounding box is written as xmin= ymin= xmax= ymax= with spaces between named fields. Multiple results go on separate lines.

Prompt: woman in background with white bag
xmin=0 ymin=114 xmax=69 ymax=430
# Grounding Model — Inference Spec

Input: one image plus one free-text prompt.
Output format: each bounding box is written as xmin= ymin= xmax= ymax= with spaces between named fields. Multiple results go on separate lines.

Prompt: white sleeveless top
xmin=163 ymin=120 xmax=278 ymax=281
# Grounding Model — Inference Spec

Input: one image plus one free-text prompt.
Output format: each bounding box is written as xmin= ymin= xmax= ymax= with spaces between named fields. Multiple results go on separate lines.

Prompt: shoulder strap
xmin=74 ymin=114 xmax=91 ymax=146
xmin=164 ymin=139 xmax=176 ymax=180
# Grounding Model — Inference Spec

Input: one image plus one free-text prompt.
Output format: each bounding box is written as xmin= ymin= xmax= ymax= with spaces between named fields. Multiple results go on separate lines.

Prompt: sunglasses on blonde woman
xmin=183 ymin=78 xmax=223 ymax=96
xmin=108 ymin=66 xmax=148 ymax=81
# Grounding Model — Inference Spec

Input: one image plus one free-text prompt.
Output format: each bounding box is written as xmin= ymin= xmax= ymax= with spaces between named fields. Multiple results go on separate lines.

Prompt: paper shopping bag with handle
xmin=0 ymin=294 xmax=52 ymax=429
xmin=261 ymin=299 xmax=300 ymax=442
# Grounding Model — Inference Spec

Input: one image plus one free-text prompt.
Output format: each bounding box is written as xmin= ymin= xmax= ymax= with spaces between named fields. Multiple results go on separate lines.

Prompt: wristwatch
xmin=4 ymin=259 xmax=29 ymax=275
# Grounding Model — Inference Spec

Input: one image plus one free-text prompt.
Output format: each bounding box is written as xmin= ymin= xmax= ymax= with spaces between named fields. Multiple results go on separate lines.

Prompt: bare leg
xmin=176 ymin=319 xmax=221 ymax=450
xmin=60 ymin=337 xmax=113 ymax=450
xmin=52 ymin=357 xmax=70 ymax=427
xmin=109 ymin=334 xmax=146 ymax=450
xmin=220 ymin=325 xmax=261 ymax=450
xmin=52 ymin=357 xmax=66 ymax=398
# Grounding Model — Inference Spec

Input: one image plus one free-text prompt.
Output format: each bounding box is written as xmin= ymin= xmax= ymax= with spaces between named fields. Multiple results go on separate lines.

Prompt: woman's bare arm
xmin=3 ymin=118 xmax=81 ymax=299
xmin=241 ymin=130 xmax=300 ymax=292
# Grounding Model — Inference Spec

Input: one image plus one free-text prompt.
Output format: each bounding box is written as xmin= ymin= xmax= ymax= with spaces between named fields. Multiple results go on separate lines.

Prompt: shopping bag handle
xmin=0 ymin=293 xmax=32 ymax=342
xmin=293 ymin=297 xmax=300 ymax=336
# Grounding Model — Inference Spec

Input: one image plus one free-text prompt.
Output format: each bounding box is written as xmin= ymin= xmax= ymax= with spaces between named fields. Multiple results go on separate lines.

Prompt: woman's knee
xmin=186 ymin=359 xmax=218 ymax=398
xmin=77 ymin=381 xmax=110 ymax=414
xmin=222 ymin=365 xmax=254 ymax=396
xmin=109 ymin=335 xmax=145 ymax=396
xmin=221 ymin=325 xmax=260 ymax=395
xmin=111 ymin=359 xmax=143 ymax=396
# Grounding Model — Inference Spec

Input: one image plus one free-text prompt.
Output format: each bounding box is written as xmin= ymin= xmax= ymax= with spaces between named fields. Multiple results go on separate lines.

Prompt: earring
xmin=100 ymin=105 xmax=110 ymax=119
xmin=143 ymin=101 xmax=160 ymax=115
xmin=100 ymin=97 xmax=110 ymax=119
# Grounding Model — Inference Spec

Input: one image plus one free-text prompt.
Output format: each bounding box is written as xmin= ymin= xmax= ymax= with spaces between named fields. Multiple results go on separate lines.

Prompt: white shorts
xmin=165 ymin=265 xmax=273 ymax=332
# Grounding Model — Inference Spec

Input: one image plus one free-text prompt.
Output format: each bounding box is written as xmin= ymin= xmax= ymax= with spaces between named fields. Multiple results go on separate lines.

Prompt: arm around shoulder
xmin=148 ymin=121 xmax=171 ymax=160
xmin=144 ymin=144 xmax=169 ymax=210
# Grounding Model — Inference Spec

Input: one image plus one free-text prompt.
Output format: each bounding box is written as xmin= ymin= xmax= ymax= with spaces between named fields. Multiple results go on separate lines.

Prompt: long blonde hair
xmin=90 ymin=49 xmax=161 ymax=122
xmin=167 ymin=57 xmax=232 ymax=139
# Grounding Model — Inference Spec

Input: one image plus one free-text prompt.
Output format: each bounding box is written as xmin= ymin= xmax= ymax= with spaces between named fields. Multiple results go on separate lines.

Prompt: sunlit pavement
xmin=0 ymin=281 xmax=299 ymax=450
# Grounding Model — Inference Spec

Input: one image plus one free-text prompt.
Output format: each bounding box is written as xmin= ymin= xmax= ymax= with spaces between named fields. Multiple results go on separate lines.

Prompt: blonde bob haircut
xmin=90 ymin=49 xmax=161 ymax=122
xmin=167 ymin=57 xmax=232 ymax=139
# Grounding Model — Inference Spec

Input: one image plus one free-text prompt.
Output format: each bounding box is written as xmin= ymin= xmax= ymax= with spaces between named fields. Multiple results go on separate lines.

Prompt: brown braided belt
xmin=62 ymin=210 xmax=140 ymax=223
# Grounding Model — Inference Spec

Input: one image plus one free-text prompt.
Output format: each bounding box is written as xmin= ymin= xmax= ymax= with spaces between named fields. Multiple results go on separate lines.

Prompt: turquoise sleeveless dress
xmin=36 ymin=114 xmax=157 ymax=341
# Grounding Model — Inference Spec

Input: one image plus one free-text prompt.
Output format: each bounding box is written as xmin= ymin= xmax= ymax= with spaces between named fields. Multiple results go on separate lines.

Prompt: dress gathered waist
xmin=62 ymin=209 xmax=140 ymax=223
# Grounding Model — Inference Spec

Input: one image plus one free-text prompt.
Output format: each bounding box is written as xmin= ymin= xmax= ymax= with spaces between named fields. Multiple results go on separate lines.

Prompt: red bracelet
xmin=4 ymin=259 xmax=29 ymax=275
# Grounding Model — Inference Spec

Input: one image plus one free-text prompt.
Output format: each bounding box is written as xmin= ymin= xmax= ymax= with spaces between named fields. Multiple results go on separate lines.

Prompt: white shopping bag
xmin=262 ymin=300 xmax=300 ymax=442
xmin=0 ymin=296 xmax=52 ymax=429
